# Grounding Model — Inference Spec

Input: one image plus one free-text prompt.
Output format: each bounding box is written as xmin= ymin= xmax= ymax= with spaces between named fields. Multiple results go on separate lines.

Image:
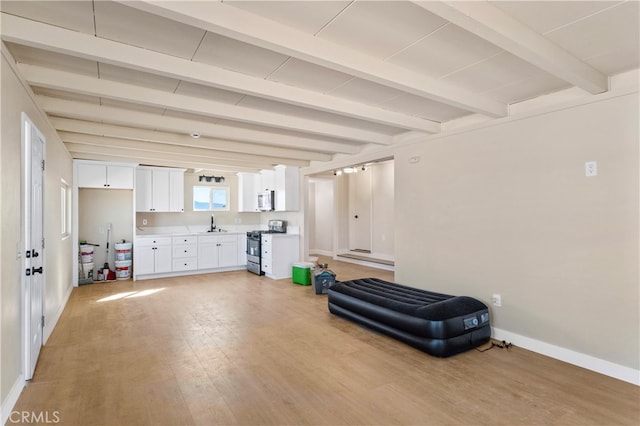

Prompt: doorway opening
xmin=306 ymin=158 xmax=395 ymax=270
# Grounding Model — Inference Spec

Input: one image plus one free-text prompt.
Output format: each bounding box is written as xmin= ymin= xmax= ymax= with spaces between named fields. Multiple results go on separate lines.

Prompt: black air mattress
xmin=328 ymin=278 xmax=491 ymax=357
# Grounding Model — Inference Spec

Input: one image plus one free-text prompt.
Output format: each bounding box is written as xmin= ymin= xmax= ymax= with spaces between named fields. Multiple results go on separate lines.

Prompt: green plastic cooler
xmin=292 ymin=262 xmax=314 ymax=286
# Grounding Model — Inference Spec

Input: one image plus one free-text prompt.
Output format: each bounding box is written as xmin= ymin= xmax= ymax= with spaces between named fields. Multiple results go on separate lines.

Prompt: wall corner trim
xmin=492 ymin=327 xmax=640 ymax=386
xmin=1 ymin=374 xmax=26 ymax=426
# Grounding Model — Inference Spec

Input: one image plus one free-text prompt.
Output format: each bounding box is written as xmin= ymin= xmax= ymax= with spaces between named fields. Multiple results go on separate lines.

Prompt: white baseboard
xmin=1 ymin=374 xmax=25 ymax=426
xmin=43 ymin=282 xmax=73 ymax=344
xmin=309 ymin=249 xmax=333 ymax=257
xmin=492 ymin=327 xmax=640 ymax=386
xmin=2 ymin=282 xmax=74 ymax=424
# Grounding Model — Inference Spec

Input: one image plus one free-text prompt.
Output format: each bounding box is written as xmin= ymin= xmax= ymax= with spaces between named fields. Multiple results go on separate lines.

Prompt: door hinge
xmin=42 ymin=238 xmax=45 ymax=249
xmin=42 ymin=160 xmax=45 ymax=171
xmin=41 ymin=316 xmax=45 ymax=328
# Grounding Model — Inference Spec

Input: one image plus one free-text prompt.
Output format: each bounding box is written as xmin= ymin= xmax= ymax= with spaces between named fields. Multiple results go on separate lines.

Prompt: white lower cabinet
xmin=261 ymin=234 xmax=299 ymax=280
xmin=197 ymin=234 xmax=238 ymax=269
xmin=218 ymin=236 xmax=238 ymax=267
xmin=135 ymin=233 xmax=246 ymax=280
xmin=135 ymin=237 xmax=172 ymax=276
xmin=198 ymin=235 xmax=218 ymax=269
xmin=172 ymin=236 xmax=197 ymax=272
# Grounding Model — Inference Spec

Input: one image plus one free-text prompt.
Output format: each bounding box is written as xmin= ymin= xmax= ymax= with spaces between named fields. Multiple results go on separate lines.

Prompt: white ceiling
xmin=1 ymin=0 xmax=638 ymax=172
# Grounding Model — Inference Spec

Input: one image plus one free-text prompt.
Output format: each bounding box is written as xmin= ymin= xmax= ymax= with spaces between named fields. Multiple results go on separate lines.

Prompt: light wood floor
xmin=14 ymin=258 xmax=639 ymax=425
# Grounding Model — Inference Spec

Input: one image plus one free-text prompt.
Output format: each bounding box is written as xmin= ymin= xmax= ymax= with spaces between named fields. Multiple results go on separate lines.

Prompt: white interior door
xmin=348 ymin=169 xmax=372 ymax=252
xmin=23 ymin=114 xmax=45 ymax=380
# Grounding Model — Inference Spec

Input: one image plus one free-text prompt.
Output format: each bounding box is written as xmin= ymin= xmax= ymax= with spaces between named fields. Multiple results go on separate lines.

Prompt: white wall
xmin=1 ymin=48 xmax=74 ymax=417
xmin=309 ymin=177 xmax=334 ymax=255
xmin=371 ymin=162 xmax=394 ymax=258
xmin=394 ymin=92 xmax=639 ymax=372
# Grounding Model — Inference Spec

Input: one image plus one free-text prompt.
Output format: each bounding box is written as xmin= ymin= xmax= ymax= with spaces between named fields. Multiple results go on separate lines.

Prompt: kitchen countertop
xmin=135 ymin=225 xmax=242 ymax=237
xmin=135 ymin=225 xmax=299 ymax=237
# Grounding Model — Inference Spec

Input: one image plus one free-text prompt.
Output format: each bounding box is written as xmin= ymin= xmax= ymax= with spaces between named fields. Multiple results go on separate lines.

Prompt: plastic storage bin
xmin=115 ymin=242 xmax=132 ymax=261
xmin=312 ymin=264 xmax=336 ymax=294
xmin=115 ymin=260 xmax=132 ymax=280
xmin=292 ymin=262 xmax=314 ymax=286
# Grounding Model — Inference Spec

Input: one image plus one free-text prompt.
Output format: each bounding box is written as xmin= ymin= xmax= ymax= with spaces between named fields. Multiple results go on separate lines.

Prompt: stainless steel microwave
xmin=257 ymin=190 xmax=274 ymax=211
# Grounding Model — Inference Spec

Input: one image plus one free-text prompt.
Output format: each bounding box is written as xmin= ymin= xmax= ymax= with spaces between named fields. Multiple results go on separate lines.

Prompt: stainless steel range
xmin=246 ymin=220 xmax=287 ymax=275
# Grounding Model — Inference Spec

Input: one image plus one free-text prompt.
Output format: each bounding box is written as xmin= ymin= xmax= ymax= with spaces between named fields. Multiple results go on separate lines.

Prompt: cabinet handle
xmin=184 ymin=250 xmax=187 ymax=253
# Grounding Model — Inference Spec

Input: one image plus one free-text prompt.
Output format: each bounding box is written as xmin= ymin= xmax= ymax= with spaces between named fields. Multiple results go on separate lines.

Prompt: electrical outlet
xmin=142 ymin=219 xmax=148 ymax=226
xmin=491 ymin=294 xmax=502 ymax=307
xmin=585 ymin=161 xmax=597 ymax=177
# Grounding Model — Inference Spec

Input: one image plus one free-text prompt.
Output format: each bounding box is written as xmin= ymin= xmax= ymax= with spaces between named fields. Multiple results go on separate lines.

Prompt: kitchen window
xmin=193 ymin=186 xmax=229 ymax=211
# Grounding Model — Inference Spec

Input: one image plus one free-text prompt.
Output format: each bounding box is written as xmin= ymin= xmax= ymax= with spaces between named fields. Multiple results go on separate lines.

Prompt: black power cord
xmin=475 ymin=340 xmax=513 ymax=352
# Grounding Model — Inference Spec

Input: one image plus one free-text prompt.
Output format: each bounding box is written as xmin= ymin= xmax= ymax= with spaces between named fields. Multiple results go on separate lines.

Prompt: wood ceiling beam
xmin=20 ymin=64 xmax=391 ymax=145
xmin=60 ymin=132 xmax=309 ymax=167
xmin=414 ymin=1 xmax=608 ymax=94
xmin=51 ymin=118 xmax=331 ymax=162
xmin=65 ymin=143 xmax=280 ymax=170
xmin=1 ymin=14 xmax=439 ymax=133
xmin=118 ymin=0 xmax=507 ymax=117
xmin=37 ymin=96 xmax=360 ymax=154
xmin=68 ymin=151 xmax=261 ymax=173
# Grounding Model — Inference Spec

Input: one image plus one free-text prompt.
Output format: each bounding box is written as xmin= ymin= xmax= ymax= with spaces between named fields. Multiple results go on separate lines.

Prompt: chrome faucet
xmin=210 ymin=214 xmax=216 ymax=232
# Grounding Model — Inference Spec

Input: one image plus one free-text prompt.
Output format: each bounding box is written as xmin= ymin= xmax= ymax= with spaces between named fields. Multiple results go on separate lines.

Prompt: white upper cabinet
xmin=169 ymin=170 xmax=185 ymax=212
xmin=77 ymin=161 xmax=135 ymax=189
xmin=151 ymin=169 xmax=170 ymax=212
xmin=237 ymin=172 xmax=260 ymax=212
xmin=237 ymin=166 xmax=299 ymax=212
xmin=274 ymin=165 xmax=299 ymax=211
xmin=135 ymin=168 xmax=153 ymax=211
xmin=260 ymin=169 xmax=275 ymax=192
xmin=136 ymin=166 xmax=185 ymax=212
